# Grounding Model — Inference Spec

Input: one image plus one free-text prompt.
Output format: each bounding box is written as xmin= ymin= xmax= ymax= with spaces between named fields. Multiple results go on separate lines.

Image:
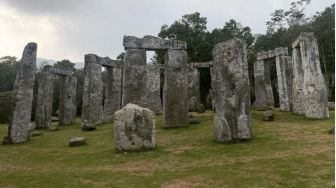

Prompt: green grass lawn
xmin=0 ymin=109 xmax=334 ymax=188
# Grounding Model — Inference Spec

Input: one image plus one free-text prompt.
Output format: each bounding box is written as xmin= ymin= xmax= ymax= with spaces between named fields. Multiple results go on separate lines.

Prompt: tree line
xmin=0 ymin=0 xmax=334 ymax=122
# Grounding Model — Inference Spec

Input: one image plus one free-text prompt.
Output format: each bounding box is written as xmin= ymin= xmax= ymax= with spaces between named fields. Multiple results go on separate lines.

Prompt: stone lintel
xmin=291 ymin=32 xmax=315 ymax=49
xmin=43 ymin=65 xmax=73 ymax=76
xmin=257 ymin=47 xmax=289 ymax=60
xmin=85 ymin=54 xmax=122 ymax=68
xmin=123 ymin=35 xmax=187 ymax=50
xmin=190 ymin=61 xmax=213 ymax=68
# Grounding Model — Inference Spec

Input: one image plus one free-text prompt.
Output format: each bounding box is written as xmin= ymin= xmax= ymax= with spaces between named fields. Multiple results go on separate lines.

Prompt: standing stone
xmin=300 ymin=33 xmax=328 ymax=119
xmin=210 ymin=67 xmax=216 ymax=110
xmin=292 ymin=33 xmax=328 ymax=119
xmin=114 ymin=103 xmax=155 ymax=151
xmin=35 ymin=71 xmax=54 ymax=129
xmin=212 ymin=38 xmax=251 ymax=142
xmin=163 ymin=49 xmax=188 ymax=128
xmin=253 ymin=60 xmax=269 ymax=110
xmin=59 ymin=75 xmax=77 ymax=125
xmin=187 ymin=67 xmax=201 ymax=111
xmin=285 ymin=56 xmax=294 ymax=110
xmin=292 ymin=47 xmax=305 ymax=115
xmin=122 ymin=49 xmax=147 ymax=107
xmin=146 ymin=64 xmax=162 ymax=114
xmin=81 ymin=54 xmax=103 ymax=130
xmin=6 ymin=43 xmax=37 ymax=144
xmin=275 ymin=56 xmax=292 ymax=111
xmin=103 ymin=67 xmax=123 ymax=122
xmin=264 ymin=62 xmax=274 ymax=108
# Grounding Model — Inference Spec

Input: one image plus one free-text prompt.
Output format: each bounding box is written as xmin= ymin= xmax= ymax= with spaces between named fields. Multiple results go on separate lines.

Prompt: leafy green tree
xmin=0 ymin=56 xmax=18 ymax=92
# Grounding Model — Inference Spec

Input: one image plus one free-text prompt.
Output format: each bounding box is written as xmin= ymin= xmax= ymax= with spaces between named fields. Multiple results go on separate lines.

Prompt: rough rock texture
xmin=113 ymin=103 xmax=155 ymax=151
xmin=291 ymin=47 xmax=305 ymax=115
xmin=275 ymin=56 xmax=292 ymax=111
xmin=209 ymin=67 xmax=216 ymax=110
xmin=59 ymin=75 xmax=77 ymax=126
xmin=163 ymin=49 xmax=189 ymax=128
xmin=122 ymin=49 xmax=147 ymax=107
xmin=262 ymin=110 xmax=274 ymax=121
xmin=188 ymin=67 xmax=201 ymax=111
xmin=69 ymin=137 xmax=86 ymax=146
xmin=81 ymin=54 xmax=103 ymax=130
xmin=292 ymin=33 xmax=329 ymax=119
xmin=253 ymin=59 xmax=274 ymax=110
xmin=212 ymin=38 xmax=252 ymax=142
xmin=6 ymin=43 xmax=37 ymax=144
xmin=123 ymin=35 xmax=187 ymax=50
xmin=256 ymin=47 xmax=288 ymax=60
xmin=103 ymin=67 xmax=123 ymax=122
xmin=328 ymin=102 xmax=335 ymax=111
xmin=35 ymin=72 xmax=54 ymax=129
xmin=146 ymin=64 xmax=162 ymax=114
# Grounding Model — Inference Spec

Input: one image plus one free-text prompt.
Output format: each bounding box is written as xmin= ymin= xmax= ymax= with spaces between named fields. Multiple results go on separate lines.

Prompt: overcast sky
xmin=0 ymin=0 xmax=333 ymax=63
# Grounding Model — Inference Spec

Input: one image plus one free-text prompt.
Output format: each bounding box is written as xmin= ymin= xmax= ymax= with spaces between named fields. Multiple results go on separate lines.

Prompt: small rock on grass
xmin=69 ymin=137 xmax=86 ymax=147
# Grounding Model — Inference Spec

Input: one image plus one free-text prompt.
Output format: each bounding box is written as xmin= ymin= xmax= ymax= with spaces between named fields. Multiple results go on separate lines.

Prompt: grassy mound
xmin=0 ymin=109 xmax=334 ymax=187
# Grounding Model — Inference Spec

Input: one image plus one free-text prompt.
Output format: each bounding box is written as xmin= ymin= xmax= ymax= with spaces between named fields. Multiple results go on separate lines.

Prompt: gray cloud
xmin=0 ymin=0 xmax=333 ymax=63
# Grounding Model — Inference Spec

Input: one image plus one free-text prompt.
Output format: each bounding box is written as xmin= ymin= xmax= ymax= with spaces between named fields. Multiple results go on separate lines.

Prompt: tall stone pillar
xmin=300 ymin=33 xmax=328 ymax=119
xmin=6 ymin=43 xmax=37 ymax=144
xmin=59 ymin=75 xmax=77 ymax=126
xmin=81 ymin=54 xmax=103 ymax=130
xmin=103 ymin=67 xmax=122 ymax=122
xmin=209 ymin=67 xmax=216 ymax=110
xmin=253 ymin=60 xmax=269 ymax=110
xmin=146 ymin=64 xmax=162 ymax=114
xmin=122 ymin=49 xmax=147 ymax=107
xmin=275 ymin=56 xmax=291 ymax=111
xmin=212 ymin=38 xmax=251 ymax=142
xmin=187 ymin=67 xmax=201 ymax=111
xmin=35 ymin=71 xmax=54 ymax=129
xmin=264 ymin=62 xmax=274 ymax=108
xmin=291 ymin=47 xmax=305 ymax=115
xmin=285 ymin=56 xmax=294 ymax=110
xmin=163 ymin=49 xmax=188 ymax=128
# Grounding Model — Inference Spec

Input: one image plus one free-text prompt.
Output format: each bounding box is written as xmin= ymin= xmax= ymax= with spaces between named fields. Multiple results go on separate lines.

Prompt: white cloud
xmin=0 ymin=0 xmax=333 ymax=64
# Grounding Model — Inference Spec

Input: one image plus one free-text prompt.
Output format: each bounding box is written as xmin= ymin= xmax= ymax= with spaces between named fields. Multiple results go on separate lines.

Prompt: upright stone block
xmin=188 ymin=67 xmax=201 ymax=111
xmin=291 ymin=47 xmax=305 ymax=115
xmin=59 ymin=75 xmax=77 ymax=125
xmin=275 ymin=56 xmax=291 ymax=111
xmin=163 ymin=49 xmax=188 ymax=128
xmin=146 ymin=64 xmax=162 ymax=114
xmin=122 ymin=49 xmax=147 ymax=107
xmin=298 ymin=33 xmax=328 ymax=119
xmin=264 ymin=62 xmax=274 ymax=108
xmin=81 ymin=55 xmax=103 ymax=130
xmin=253 ymin=60 xmax=269 ymax=110
xmin=103 ymin=67 xmax=123 ymax=122
xmin=212 ymin=38 xmax=252 ymax=142
xmin=114 ymin=103 xmax=155 ymax=151
xmin=6 ymin=43 xmax=37 ymax=144
xmin=35 ymin=72 xmax=54 ymax=129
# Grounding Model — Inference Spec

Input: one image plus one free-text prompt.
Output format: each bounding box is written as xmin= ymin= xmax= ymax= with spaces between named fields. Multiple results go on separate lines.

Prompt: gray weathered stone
xmin=253 ymin=59 xmax=274 ymax=110
xmin=59 ymin=75 xmax=77 ymax=125
xmin=69 ymin=137 xmax=86 ymax=146
xmin=122 ymin=49 xmax=147 ymax=107
xmin=292 ymin=47 xmax=305 ymax=115
xmin=103 ymin=67 xmax=123 ymax=122
xmin=275 ymin=56 xmax=292 ymax=111
xmin=188 ymin=67 xmax=201 ymax=111
xmin=257 ymin=47 xmax=288 ymax=60
xmin=146 ymin=64 xmax=162 ymax=114
xmin=328 ymin=102 xmax=335 ymax=111
xmin=262 ymin=110 xmax=274 ymax=121
xmin=292 ymin=33 xmax=329 ymax=119
xmin=163 ymin=49 xmax=189 ymax=128
xmin=6 ymin=43 xmax=37 ymax=144
xmin=209 ymin=67 xmax=216 ymax=110
xmin=212 ymin=38 xmax=252 ymax=142
xmin=81 ymin=54 xmax=103 ymax=130
xmin=35 ymin=71 xmax=54 ymax=129
xmin=123 ymin=35 xmax=187 ymax=50
xmin=30 ymin=130 xmax=42 ymax=137
xmin=113 ymin=103 xmax=155 ymax=151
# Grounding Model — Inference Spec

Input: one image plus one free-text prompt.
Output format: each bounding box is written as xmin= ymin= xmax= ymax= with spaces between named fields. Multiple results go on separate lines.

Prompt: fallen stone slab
xmin=262 ymin=110 xmax=274 ymax=121
xmin=329 ymin=126 xmax=335 ymax=135
xmin=31 ymin=131 xmax=42 ymax=137
xmin=69 ymin=137 xmax=86 ymax=147
xmin=188 ymin=119 xmax=201 ymax=125
xmin=48 ymin=126 xmax=59 ymax=131
xmin=328 ymin=102 xmax=335 ymax=111
xmin=51 ymin=117 xmax=59 ymax=122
